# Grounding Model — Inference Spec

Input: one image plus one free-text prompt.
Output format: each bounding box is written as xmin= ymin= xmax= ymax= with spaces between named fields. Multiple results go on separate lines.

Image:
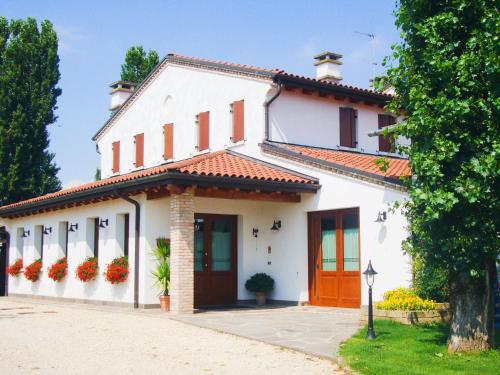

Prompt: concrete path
xmin=172 ymin=305 xmax=361 ymax=359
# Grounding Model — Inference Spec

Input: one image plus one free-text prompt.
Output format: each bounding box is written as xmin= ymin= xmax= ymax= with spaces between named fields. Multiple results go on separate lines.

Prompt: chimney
xmin=109 ymin=81 xmax=136 ymax=111
xmin=314 ymin=51 xmax=342 ymax=83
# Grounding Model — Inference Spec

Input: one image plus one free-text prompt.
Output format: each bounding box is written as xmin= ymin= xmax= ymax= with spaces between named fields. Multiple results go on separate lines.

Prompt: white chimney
xmin=109 ymin=81 xmax=136 ymax=111
xmin=314 ymin=51 xmax=342 ymax=83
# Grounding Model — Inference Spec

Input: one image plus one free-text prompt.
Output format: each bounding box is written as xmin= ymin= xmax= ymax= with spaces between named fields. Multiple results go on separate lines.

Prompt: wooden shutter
xmin=232 ymin=100 xmax=244 ymax=143
xmin=198 ymin=111 xmax=210 ymax=151
xmin=378 ymin=114 xmax=395 ymax=152
xmin=134 ymin=133 xmax=144 ymax=167
xmin=112 ymin=141 xmax=120 ymax=174
xmin=339 ymin=108 xmax=356 ymax=148
xmin=163 ymin=123 xmax=174 ymax=160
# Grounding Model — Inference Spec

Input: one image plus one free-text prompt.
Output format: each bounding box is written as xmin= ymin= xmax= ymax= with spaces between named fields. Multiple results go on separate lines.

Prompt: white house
xmin=0 ymin=52 xmax=412 ymax=313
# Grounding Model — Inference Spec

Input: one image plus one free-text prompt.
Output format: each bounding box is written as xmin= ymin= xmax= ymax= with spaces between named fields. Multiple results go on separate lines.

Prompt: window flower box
xmin=6 ymin=258 xmax=23 ymax=277
xmin=48 ymin=257 xmax=68 ymax=282
xmin=24 ymin=259 xmax=42 ymax=282
xmin=76 ymin=257 xmax=98 ymax=282
xmin=104 ymin=256 xmax=129 ymax=284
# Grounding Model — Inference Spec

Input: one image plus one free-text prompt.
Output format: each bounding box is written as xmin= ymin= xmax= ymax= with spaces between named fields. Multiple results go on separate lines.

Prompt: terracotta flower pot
xmin=255 ymin=292 xmax=266 ymax=306
xmin=159 ymin=295 xmax=170 ymax=311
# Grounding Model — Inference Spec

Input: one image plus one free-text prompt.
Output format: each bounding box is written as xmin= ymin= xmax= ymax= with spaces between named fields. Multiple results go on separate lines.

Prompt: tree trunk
xmin=447 ymin=261 xmax=496 ymax=352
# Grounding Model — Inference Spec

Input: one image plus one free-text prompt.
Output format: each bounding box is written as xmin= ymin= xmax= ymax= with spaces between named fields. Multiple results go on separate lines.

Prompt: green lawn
xmin=339 ymin=320 xmax=500 ymax=375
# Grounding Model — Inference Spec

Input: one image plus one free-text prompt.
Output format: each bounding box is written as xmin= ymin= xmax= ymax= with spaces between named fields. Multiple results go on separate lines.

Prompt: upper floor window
xmin=196 ymin=111 xmax=210 ymax=151
xmin=112 ymin=141 xmax=120 ymax=174
xmin=339 ymin=107 xmax=357 ymax=148
xmin=163 ymin=123 xmax=174 ymax=160
xmin=378 ymin=114 xmax=396 ymax=153
xmin=134 ymin=133 xmax=144 ymax=168
xmin=230 ymin=100 xmax=244 ymax=143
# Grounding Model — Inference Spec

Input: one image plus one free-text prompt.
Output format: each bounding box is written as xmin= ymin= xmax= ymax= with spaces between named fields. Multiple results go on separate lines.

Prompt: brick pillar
xmin=170 ymin=188 xmax=195 ymax=314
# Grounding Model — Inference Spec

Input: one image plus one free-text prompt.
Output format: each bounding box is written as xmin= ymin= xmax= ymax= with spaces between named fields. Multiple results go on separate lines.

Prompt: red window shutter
xmin=112 ymin=141 xmax=120 ymax=174
xmin=232 ymin=100 xmax=244 ymax=143
xmin=134 ymin=133 xmax=144 ymax=167
xmin=339 ymin=108 xmax=356 ymax=148
xmin=163 ymin=123 xmax=174 ymax=160
xmin=198 ymin=111 xmax=210 ymax=151
xmin=378 ymin=114 xmax=396 ymax=152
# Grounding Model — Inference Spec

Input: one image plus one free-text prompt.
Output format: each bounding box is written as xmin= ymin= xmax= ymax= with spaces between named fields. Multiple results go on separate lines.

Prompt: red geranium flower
xmin=76 ymin=257 xmax=98 ymax=282
xmin=48 ymin=257 xmax=68 ymax=282
xmin=104 ymin=256 xmax=129 ymax=284
xmin=24 ymin=259 xmax=42 ymax=282
xmin=6 ymin=258 xmax=23 ymax=277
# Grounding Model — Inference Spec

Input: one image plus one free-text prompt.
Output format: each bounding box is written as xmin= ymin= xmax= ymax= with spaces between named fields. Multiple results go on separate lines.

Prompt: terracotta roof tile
xmin=0 ymin=151 xmax=316 ymax=211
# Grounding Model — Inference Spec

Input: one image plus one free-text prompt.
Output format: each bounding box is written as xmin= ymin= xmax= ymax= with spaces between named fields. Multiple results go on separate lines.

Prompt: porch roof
xmin=0 ymin=150 xmax=319 ymax=218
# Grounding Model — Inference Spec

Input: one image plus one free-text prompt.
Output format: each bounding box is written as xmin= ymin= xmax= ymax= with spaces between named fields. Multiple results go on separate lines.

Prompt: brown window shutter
xmin=339 ymin=108 xmax=356 ymax=148
xmin=378 ymin=114 xmax=396 ymax=152
xmin=112 ymin=141 xmax=120 ymax=173
xmin=232 ymin=100 xmax=244 ymax=143
xmin=134 ymin=133 xmax=144 ymax=167
xmin=163 ymin=123 xmax=174 ymax=160
xmin=198 ymin=111 xmax=210 ymax=151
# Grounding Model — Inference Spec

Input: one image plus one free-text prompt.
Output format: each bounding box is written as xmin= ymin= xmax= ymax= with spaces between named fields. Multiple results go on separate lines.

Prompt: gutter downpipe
xmin=114 ymin=190 xmax=140 ymax=309
xmin=264 ymin=79 xmax=282 ymax=141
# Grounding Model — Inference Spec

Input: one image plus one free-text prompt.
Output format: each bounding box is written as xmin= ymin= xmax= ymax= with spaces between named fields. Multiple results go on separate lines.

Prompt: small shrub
xmin=48 ymin=257 xmax=68 ymax=282
xmin=104 ymin=256 xmax=129 ymax=284
xmin=245 ymin=273 xmax=274 ymax=293
xmin=6 ymin=258 xmax=23 ymax=277
xmin=76 ymin=257 xmax=98 ymax=282
xmin=24 ymin=259 xmax=42 ymax=282
xmin=376 ymin=287 xmax=436 ymax=311
xmin=412 ymin=256 xmax=449 ymax=302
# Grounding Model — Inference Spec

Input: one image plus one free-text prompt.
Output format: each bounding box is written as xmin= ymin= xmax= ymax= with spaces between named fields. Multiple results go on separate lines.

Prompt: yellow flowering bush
xmin=376 ymin=287 xmax=436 ymax=311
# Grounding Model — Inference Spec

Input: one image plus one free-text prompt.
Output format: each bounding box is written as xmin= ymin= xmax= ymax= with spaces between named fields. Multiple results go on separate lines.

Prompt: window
xmin=112 ymin=141 xmax=120 ymax=174
xmin=134 ymin=133 xmax=144 ymax=167
xmin=93 ymin=218 xmax=99 ymax=258
xmin=197 ymin=111 xmax=210 ymax=151
xmin=59 ymin=222 xmax=68 ymax=257
xmin=163 ymin=123 xmax=174 ymax=160
xmin=116 ymin=213 xmax=130 ymax=258
xmin=231 ymin=100 xmax=244 ymax=143
xmin=16 ymin=228 xmax=24 ymax=258
xmin=87 ymin=218 xmax=99 ymax=258
xmin=378 ymin=114 xmax=396 ymax=152
xmin=34 ymin=225 xmax=43 ymax=260
xmin=339 ymin=107 xmax=357 ymax=148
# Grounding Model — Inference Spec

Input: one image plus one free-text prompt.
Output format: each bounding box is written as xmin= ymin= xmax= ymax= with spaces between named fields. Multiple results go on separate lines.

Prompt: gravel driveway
xmin=0 ymin=298 xmax=342 ymax=374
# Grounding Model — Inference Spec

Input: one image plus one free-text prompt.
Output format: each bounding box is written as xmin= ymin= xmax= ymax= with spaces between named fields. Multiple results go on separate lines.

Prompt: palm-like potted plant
xmin=245 ymin=273 xmax=275 ymax=306
xmin=152 ymin=238 xmax=170 ymax=311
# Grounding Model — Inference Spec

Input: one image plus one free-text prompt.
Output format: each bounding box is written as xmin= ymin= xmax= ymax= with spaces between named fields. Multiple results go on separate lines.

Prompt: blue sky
xmin=1 ymin=0 xmax=400 ymax=188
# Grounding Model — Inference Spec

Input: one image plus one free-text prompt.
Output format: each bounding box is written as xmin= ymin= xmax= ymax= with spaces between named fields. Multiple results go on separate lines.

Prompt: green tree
xmin=94 ymin=168 xmax=101 ymax=181
xmin=120 ymin=46 xmax=159 ymax=84
xmin=0 ymin=17 xmax=62 ymax=205
xmin=383 ymin=1 xmax=499 ymax=352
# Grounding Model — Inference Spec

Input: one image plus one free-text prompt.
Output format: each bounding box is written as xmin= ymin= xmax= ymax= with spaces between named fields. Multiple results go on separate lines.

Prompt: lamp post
xmin=363 ymin=260 xmax=377 ymax=340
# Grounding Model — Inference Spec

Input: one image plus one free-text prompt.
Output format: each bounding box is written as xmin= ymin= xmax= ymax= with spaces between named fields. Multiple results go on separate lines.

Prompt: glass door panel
xmin=342 ymin=213 xmax=359 ymax=271
xmin=211 ymin=219 xmax=231 ymax=271
xmin=321 ymin=216 xmax=337 ymax=271
xmin=194 ymin=219 xmax=204 ymax=272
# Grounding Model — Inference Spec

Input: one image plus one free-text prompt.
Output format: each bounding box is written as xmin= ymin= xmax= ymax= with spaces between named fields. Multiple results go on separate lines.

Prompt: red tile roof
xmin=0 ymin=151 xmax=317 ymax=211
xmin=264 ymin=143 xmax=410 ymax=180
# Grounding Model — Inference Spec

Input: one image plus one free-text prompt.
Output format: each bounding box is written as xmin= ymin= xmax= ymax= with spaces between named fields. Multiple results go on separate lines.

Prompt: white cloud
xmin=62 ymin=179 xmax=85 ymax=189
xmin=54 ymin=25 xmax=87 ymax=55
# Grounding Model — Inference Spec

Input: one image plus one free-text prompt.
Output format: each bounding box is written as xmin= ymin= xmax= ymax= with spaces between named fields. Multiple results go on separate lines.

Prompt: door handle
xmin=204 ymin=263 xmax=208 ymax=268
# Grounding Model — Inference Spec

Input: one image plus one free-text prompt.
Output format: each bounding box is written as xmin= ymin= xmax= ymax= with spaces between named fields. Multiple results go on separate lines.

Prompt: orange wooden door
xmin=194 ymin=214 xmax=237 ymax=307
xmin=308 ymin=208 xmax=361 ymax=307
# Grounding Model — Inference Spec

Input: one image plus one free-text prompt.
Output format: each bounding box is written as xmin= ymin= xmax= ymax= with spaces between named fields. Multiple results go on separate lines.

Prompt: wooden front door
xmin=308 ymin=208 xmax=361 ymax=308
xmin=194 ymin=214 xmax=237 ymax=307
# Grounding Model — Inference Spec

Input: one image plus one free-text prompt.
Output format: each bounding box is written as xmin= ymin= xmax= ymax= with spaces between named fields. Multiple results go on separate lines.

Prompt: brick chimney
xmin=109 ymin=81 xmax=136 ymax=111
xmin=314 ymin=51 xmax=342 ymax=83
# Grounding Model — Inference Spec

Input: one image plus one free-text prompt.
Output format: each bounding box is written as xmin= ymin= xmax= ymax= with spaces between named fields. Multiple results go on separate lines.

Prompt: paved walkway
xmin=172 ymin=305 xmax=361 ymax=359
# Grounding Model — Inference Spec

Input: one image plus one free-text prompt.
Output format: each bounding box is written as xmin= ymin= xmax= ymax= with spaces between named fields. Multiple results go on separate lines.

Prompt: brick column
xmin=170 ymin=188 xmax=195 ymax=314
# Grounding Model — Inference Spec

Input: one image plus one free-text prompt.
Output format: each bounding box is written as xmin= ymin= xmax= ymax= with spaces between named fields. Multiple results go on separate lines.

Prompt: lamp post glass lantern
xmin=363 ymin=260 xmax=377 ymax=340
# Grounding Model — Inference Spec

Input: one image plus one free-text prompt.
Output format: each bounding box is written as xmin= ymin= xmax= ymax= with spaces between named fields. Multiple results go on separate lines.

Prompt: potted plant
xmin=245 ymin=273 xmax=275 ymax=306
xmin=152 ymin=238 xmax=170 ymax=311
xmin=24 ymin=259 xmax=42 ymax=282
xmin=104 ymin=256 xmax=129 ymax=284
xmin=76 ymin=257 xmax=99 ymax=282
xmin=6 ymin=258 xmax=23 ymax=277
xmin=48 ymin=257 xmax=68 ymax=282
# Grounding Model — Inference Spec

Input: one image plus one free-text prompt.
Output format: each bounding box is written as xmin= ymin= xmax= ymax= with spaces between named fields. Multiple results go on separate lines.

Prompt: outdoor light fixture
xmin=68 ymin=223 xmax=79 ymax=232
xmin=363 ymin=260 xmax=378 ymax=340
xmin=98 ymin=219 xmax=109 ymax=229
xmin=252 ymin=228 xmax=259 ymax=238
xmin=194 ymin=218 xmax=204 ymax=232
xmin=22 ymin=229 xmax=30 ymax=238
xmin=42 ymin=226 xmax=52 ymax=235
xmin=375 ymin=211 xmax=387 ymax=223
xmin=270 ymin=220 xmax=281 ymax=231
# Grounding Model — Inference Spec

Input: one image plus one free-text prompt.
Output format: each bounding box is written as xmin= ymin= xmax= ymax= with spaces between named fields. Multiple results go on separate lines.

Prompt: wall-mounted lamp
xmin=98 ymin=219 xmax=109 ymax=229
xmin=252 ymin=228 xmax=259 ymax=238
xmin=43 ymin=226 xmax=52 ymax=235
xmin=194 ymin=218 xmax=204 ymax=232
xmin=375 ymin=211 xmax=387 ymax=223
xmin=22 ymin=229 xmax=30 ymax=238
xmin=68 ymin=223 xmax=79 ymax=232
xmin=270 ymin=220 xmax=281 ymax=231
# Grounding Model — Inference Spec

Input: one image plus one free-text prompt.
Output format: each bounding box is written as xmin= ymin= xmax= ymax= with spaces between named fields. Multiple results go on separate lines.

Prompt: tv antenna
xmin=355 ymin=31 xmax=378 ymax=82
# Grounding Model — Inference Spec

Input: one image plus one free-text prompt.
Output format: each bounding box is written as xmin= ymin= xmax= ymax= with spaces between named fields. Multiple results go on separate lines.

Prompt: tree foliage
xmin=384 ymin=0 xmax=499 ymax=351
xmin=120 ymin=46 xmax=159 ymax=84
xmin=0 ymin=17 xmax=62 ymax=205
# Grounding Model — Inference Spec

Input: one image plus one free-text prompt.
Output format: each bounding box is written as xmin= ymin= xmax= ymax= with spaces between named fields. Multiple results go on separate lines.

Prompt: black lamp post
xmin=363 ymin=260 xmax=377 ymax=340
